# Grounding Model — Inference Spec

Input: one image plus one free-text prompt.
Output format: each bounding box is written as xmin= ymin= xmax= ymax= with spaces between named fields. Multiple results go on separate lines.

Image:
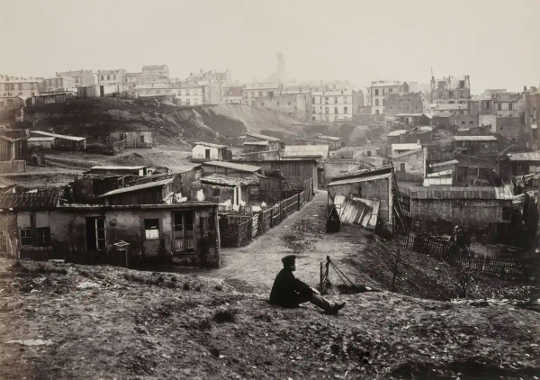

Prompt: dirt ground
xmin=0 ymin=191 xmax=539 ymax=379
xmin=204 ymin=191 xmax=535 ymax=302
xmin=0 ymin=259 xmax=539 ymax=379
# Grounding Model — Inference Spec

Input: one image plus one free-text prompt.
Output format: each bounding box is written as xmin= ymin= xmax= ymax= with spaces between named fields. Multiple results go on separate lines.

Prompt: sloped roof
xmin=202 ymin=161 xmax=261 ymax=173
xmin=90 ymin=165 xmax=146 ymax=171
xmin=0 ymin=189 xmax=61 ymax=211
xmin=200 ymin=173 xmax=260 ymax=186
xmin=98 ymin=178 xmax=173 ymax=198
xmin=404 ymin=185 xmax=514 ymax=200
xmin=243 ymin=140 xmax=269 ymax=146
xmin=392 ymin=143 xmax=422 ymax=151
xmin=453 ymin=135 xmax=497 ymax=142
xmin=193 ymin=141 xmax=227 ymax=149
xmin=283 ymin=145 xmax=329 ymax=159
xmin=507 ymin=151 xmax=540 ymax=161
xmin=246 ymin=133 xmax=281 ymax=142
xmin=328 ymin=172 xmax=391 ymax=186
xmin=32 ymin=130 xmax=86 ymax=142
xmin=387 ymin=129 xmax=407 ymax=137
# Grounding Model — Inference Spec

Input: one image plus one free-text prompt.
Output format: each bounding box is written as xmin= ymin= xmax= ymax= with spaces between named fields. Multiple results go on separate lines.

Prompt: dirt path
xmin=204 ymin=190 xmax=376 ymax=293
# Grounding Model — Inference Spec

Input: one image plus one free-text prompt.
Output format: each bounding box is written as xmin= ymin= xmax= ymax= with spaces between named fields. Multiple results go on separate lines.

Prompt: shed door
xmin=173 ymin=211 xmax=194 ymax=253
xmin=86 ymin=217 xmax=105 ymax=251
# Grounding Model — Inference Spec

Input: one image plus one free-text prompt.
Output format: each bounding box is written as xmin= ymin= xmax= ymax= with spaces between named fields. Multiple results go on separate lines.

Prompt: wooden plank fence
xmin=218 ymin=189 xmax=311 ymax=248
xmin=400 ymin=232 xmax=525 ymax=279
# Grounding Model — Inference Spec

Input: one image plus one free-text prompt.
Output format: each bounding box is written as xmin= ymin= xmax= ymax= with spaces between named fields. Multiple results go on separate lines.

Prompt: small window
xmin=144 ymin=219 xmax=160 ymax=240
xmin=21 ymin=229 xmax=33 ymax=245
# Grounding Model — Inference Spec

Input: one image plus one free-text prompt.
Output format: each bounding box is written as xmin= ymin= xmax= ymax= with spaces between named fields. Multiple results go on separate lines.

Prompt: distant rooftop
xmin=193 ymin=141 xmax=227 ymax=149
xmin=507 ymin=151 xmax=540 ymax=162
xmin=90 ymin=165 xmax=146 ymax=171
xmin=202 ymin=160 xmax=261 ymax=173
xmin=453 ymin=136 xmax=497 ymax=142
xmin=246 ymin=133 xmax=281 ymax=142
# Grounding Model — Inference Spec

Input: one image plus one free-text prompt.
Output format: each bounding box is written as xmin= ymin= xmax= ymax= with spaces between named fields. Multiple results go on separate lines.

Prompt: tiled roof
xmin=0 ymin=189 xmax=61 ymax=211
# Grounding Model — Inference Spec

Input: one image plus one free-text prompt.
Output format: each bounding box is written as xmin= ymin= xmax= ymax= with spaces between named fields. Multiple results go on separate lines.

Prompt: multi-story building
xmin=251 ymin=91 xmax=312 ymax=121
xmin=384 ymin=92 xmax=424 ymax=116
xmin=430 ymin=75 xmax=471 ymax=104
xmin=141 ymin=65 xmax=170 ymax=85
xmin=97 ymin=69 xmax=127 ymax=95
xmin=39 ymin=77 xmax=76 ymax=93
xmin=520 ymin=88 xmax=540 ymax=149
xmin=242 ymin=83 xmax=279 ymax=106
xmin=56 ymin=70 xmax=96 ymax=87
xmin=223 ymin=86 xmax=244 ymax=104
xmin=367 ymin=81 xmax=408 ymax=115
xmin=311 ymin=88 xmax=353 ymax=122
xmin=478 ymin=91 xmax=521 ymax=118
xmin=175 ymin=85 xmax=204 ymax=106
xmin=0 ymin=75 xmax=41 ymax=99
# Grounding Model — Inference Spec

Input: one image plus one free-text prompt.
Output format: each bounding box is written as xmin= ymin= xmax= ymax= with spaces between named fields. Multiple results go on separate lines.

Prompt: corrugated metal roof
xmin=453 ymin=135 xmax=497 ymax=142
xmin=507 ymin=151 xmax=540 ymax=161
xmin=0 ymin=189 xmax=61 ymax=211
xmin=98 ymin=178 xmax=173 ymax=198
xmin=32 ymin=130 xmax=86 ymax=142
xmin=328 ymin=172 xmax=391 ymax=186
xmin=202 ymin=161 xmax=261 ymax=172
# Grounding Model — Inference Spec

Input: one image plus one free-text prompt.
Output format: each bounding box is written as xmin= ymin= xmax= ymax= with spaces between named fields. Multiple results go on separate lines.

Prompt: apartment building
xmin=311 ymin=88 xmax=353 ymax=122
xmin=0 ymin=75 xmax=41 ymax=99
xmin=367 ymin=81 xmax=408 ymax=115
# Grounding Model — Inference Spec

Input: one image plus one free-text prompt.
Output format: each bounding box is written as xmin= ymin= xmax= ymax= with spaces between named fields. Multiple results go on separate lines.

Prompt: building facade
xmin=367 ymin=81 xmax=408 ymax=115
xmin=0 ymin=75 xmax=41 ymax=99
xmin=311 ymin=88 xmax=353 ymax=122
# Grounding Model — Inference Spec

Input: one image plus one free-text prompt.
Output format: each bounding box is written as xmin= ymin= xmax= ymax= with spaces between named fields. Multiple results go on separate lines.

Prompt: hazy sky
xmin=1 ymin=0 xmax=539 ymax=92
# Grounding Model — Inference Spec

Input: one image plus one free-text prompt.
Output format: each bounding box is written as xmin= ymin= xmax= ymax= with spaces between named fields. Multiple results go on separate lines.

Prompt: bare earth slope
xmin=0 ymin=259 xmax=538 ymax=379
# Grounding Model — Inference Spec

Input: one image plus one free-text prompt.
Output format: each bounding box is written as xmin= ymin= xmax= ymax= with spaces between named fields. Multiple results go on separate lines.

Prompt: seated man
xmin=269 ymin=255 xmax=345 ymax=314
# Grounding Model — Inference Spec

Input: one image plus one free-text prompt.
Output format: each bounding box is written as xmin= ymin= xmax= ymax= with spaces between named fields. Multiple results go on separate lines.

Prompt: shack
xmin=97 ymin=177 xmax=178 ymax=205
xmin=498 ymin=151 xmax=540 ymax=182
xmin=88 ymin=165 xmax=148 ymax=176
xmin=201 ymin=161 xmax=262 ymax=176
xmin=327 ymin=166 xmax=395 ymax=232
xmin=452 ymin=135 xmax=498 ymax=155
xmin=0 ymin=189 xmax=61 ymax=259
xmin=192 ymin=142 xmax=232 ymax=162
xmin=234 ymin=158 xmax=317 ymax=191
xmin=243 ymin=133 xmax=283 ymax=153
xmin=398 ymin=184 xmax=513 ymax=240
xmin=31 ymin=130 xmax=87 ymax=151
xmin=54 ymin=202 xmax=219 ymax=267
xmin=28 ymin=136 xmax=55 ymax=150
xmin=282 ymin=145 xmax=329 ymax=160
xmin=198 ymin=173 xmax=261 ymax=210
xmin=109 ymin=131 xmax=153 ymax=149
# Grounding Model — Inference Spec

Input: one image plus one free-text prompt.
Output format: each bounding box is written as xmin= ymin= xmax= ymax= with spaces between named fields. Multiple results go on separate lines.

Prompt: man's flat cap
xmin=281 ymin=255 xmax=297 ymax=266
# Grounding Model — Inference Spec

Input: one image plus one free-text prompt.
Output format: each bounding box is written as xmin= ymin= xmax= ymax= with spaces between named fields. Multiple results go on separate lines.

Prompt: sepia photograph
xmin=0 ymin=0 xmax=539 ymax=378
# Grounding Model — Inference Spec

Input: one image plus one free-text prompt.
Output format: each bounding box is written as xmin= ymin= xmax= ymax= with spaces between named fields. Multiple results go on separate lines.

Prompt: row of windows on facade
xmin=312 ymin=106 xmax=349 ymax=114
xmin=482 ymin=101 xmax=515 ymax=111
xmin=312 ymin=96 xmax=352 ymax=104
xmin=371 ymin=87 xmax=400 ymax=96
xmin=0 ymin=84 xmax=38 ymax=91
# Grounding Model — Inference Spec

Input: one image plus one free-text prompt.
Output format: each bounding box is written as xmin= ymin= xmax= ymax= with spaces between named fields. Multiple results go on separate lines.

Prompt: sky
xmin=1 ymin=0 xmax=539 ymax=93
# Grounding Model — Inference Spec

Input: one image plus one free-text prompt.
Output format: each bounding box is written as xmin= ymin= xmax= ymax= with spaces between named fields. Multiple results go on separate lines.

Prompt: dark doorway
xmin=86 ymin=217 xmax=105 ymax=251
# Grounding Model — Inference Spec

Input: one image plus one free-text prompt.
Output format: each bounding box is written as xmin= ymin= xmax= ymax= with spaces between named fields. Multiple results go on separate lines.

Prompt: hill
xmin=22 ymin=98 xmax=303 ymax=147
